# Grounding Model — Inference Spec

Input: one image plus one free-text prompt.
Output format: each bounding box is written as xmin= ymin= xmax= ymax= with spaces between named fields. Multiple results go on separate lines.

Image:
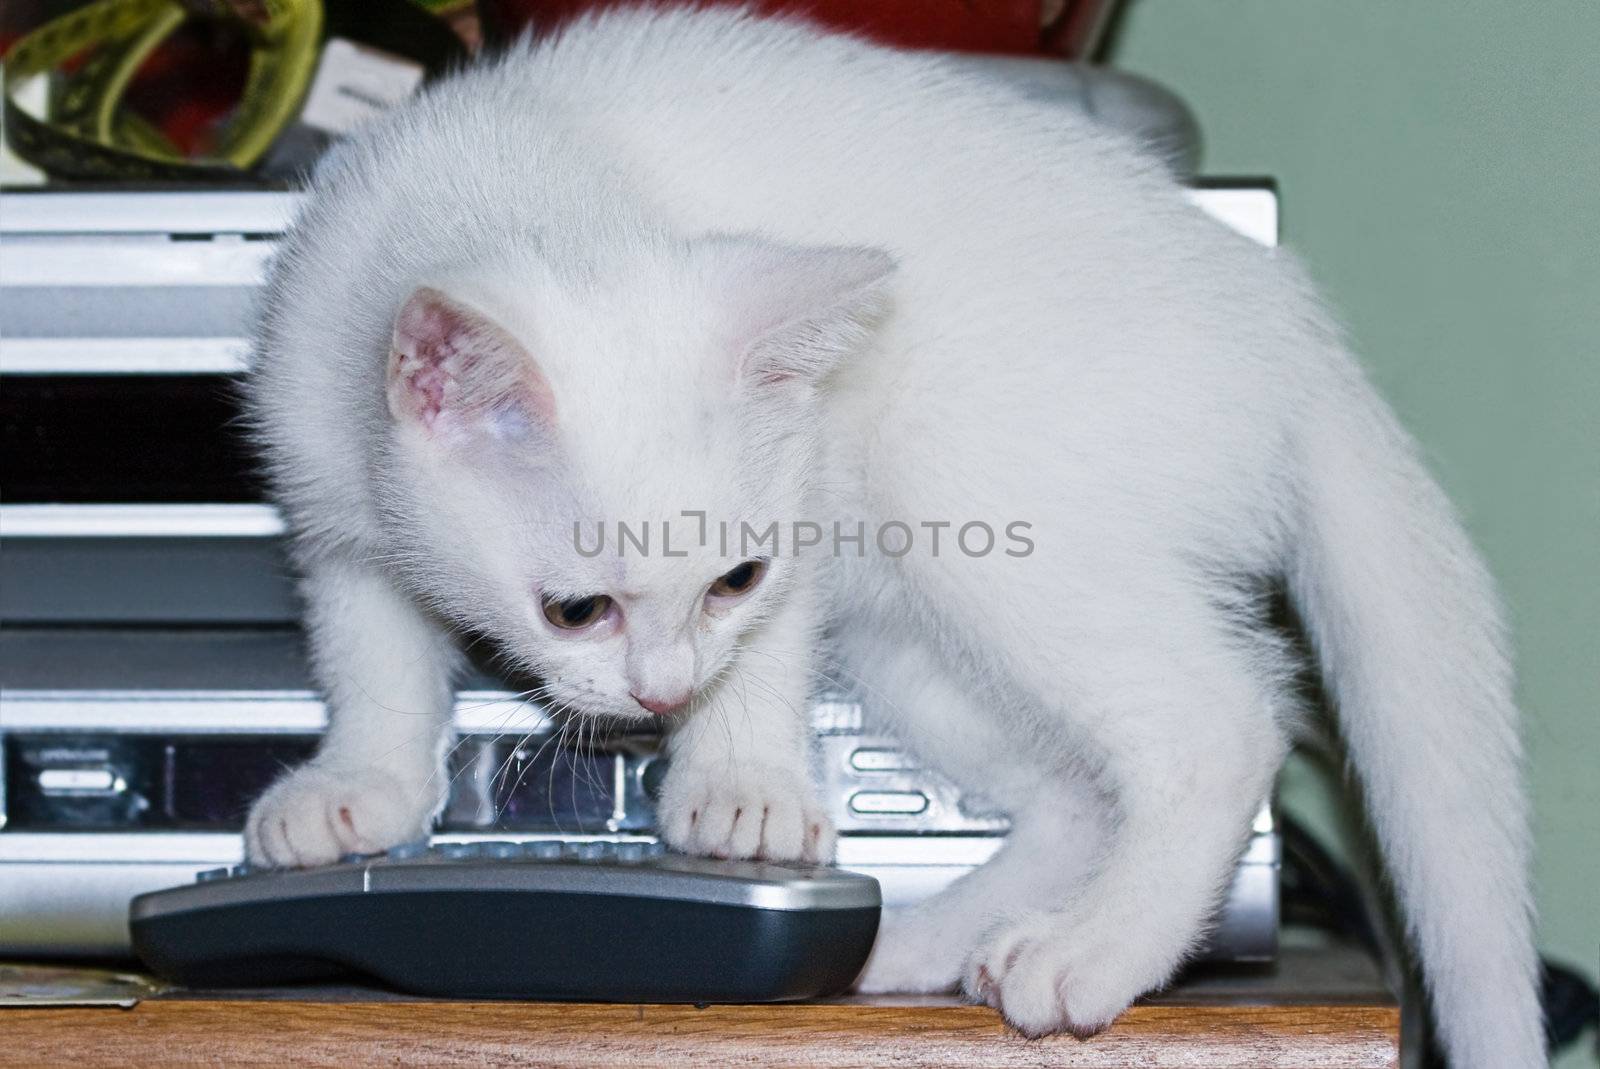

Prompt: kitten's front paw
xmin=964 ymin=913 xmax=1139 ymax=1040
xmin=244 ymin=763 xmax=439 ymax=868
xmin=657 ymin=761 xmax=834 ymax=864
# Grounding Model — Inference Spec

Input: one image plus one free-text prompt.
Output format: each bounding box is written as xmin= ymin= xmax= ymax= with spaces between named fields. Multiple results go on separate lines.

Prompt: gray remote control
xmin=130 ymin=840 xmax=881 ymax=1001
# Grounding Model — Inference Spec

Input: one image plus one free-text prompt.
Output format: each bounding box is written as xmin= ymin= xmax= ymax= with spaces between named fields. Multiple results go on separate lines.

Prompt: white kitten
xmin=243 ymin=10 xmax=1541 ymax=1066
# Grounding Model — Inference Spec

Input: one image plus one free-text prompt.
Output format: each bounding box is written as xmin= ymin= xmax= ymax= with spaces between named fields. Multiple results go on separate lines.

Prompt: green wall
xmin=1109 ymin=2 xmax=1598 ymax=1064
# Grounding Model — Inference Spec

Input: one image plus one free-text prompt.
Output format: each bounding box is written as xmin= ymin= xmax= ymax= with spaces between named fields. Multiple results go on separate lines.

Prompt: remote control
xmin=129 ymin=840 xmax=881 ymax=1002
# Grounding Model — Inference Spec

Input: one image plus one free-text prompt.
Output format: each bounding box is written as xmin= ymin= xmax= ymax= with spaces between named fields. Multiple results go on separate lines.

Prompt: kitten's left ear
xmin=711 ymin=239 xmax=897 ymax=388
xmin=388 ymin=287 xmax=556 ymax=441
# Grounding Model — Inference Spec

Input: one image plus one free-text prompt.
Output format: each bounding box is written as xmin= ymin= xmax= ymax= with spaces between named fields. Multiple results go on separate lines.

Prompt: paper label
xmin=300 ymin=38 xmax=425 ymax=135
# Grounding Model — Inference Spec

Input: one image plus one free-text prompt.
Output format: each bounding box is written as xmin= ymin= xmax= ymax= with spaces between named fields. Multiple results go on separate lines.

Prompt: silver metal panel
xmin=1 ymin=235 xmax=272 ymax=287
xmin=0 ymin=187 xmax=1274 ymax=376
xmin=2 ymin=831 xmax=1274 ymax=959
xmin=0 ymin=538 xmax=298 ymax=624
xmin=0 ymin=860 xmax=205 ymax=954
xmin=1 ymin=337 xmax=250 ymax=375
xmin=0 ymin=191 xmax=301 ymax=235
xmin=0 ymin=188 xmax=1271 ymax=241
xmin=1 ymin=285 xmax=256 ymax=343
xmin=0 ymin=511 xmax=284 ymax=624
xmin=0 ymin=505 xmax=284 ymax=539
xmin=0 ymin=696 xmax=560 ymax=736
xmin=1 ymin=628 xmax=317 ymax=696
xmin=1205 ymin=854 xmax=1280 ymax=963
xmin=817 ymin=733 xmax=1008 ymax=835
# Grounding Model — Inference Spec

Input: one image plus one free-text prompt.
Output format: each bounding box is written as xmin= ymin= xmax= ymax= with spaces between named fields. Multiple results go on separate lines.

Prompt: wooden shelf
xmin=1 ymin=947 xmax=1398 ymax=1068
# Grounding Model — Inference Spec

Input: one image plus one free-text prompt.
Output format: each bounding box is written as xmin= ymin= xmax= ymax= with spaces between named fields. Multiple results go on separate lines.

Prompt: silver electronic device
xmin=0 ymin=186 xmax=1280 ymax=963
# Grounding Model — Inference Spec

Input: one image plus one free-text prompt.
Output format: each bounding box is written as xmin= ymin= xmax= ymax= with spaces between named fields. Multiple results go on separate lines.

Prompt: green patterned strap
xmin=3 ymin=0 xmax=322 ymax=180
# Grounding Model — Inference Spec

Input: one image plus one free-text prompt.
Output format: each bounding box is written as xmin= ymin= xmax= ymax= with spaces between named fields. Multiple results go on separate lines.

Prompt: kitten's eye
xmin=707 ymin=559 xmax=768 ymax=600
xmin=541 ymin=594 xmax=613 ymax=631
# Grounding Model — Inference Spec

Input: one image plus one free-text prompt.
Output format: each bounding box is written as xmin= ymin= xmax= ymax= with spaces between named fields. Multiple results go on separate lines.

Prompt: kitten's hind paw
xmin=656 ymin=762 xmax=835 ymax=864
xmin=244 ymin=763 xmax=439 ymax=868
xmin=964 ymin=913 xmax=1142 ymax=1040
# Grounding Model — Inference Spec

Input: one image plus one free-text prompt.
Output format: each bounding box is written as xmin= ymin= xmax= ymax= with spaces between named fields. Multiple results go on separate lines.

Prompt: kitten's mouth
xmin=631 ymin=691 xmax=692 ymax=717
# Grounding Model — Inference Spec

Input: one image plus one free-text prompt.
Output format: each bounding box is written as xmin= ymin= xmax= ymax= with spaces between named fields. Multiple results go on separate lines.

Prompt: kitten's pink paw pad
xmin=657 ymin=763 xmax=834 ymax=864
xmin=244 ymin=764 xmax=437 ymax=868
xmin=964 ymin=920 xmax=1127 ymax=1040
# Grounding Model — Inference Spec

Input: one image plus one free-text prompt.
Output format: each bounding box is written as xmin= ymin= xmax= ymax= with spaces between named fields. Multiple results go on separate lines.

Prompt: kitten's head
xmin=374 ymin=235 xmax=894 ymax=721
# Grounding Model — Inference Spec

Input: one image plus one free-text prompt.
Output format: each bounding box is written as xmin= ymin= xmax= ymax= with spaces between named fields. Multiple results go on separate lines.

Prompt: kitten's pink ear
xmin=388 ymin=288 xmax=555 ymax=439
xmin=715 ymin=241 xmax=897 ymax=388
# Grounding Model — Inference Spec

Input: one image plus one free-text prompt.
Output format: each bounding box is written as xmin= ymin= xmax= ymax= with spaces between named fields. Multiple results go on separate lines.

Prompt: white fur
xmin=243 ymin=9 xmax=1541 ymax=1065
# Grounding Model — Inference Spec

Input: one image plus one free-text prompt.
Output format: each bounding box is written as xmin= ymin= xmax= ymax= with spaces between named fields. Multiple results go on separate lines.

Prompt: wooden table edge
xmin=1 ymin=996 xmax=1401 ymax=1068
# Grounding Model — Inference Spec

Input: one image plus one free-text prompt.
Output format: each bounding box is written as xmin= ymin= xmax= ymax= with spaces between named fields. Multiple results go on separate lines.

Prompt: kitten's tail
xmin=1286 ymin=359 xmax=1543 ymax=1068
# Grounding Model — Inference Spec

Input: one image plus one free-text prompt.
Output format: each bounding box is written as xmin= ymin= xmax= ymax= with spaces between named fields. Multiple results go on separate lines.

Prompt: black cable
xmin=1278 ymin=814 xmax=1380 ymax=953
xmin=1277 ymin=813 xmax=1599 ymax=1064
xmin=1541 ymin=959 xmax=1600 ymax=1060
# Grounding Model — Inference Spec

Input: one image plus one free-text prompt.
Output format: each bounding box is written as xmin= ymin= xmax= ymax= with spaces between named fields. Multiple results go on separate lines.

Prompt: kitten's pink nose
xmin=633 ymin=691 xmax=691 ymax=717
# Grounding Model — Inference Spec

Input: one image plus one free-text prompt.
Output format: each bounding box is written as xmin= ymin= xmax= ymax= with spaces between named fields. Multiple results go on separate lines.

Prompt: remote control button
xmin=478 ymin=841 xmax=520 ymax=859
xmin=615 ymin=842 xmax=646 ymax=863
xmin=566 ymin=841 xmax=610 ymax=861
xmin=195 ymin=867 xmax=229 ymax=883
xmin=436 ymin=842 xmax=475 ymax=859
xmin=387 ymin=841 xmax=430 ymax=860
xmin=523 ymin=841 xmax=563 ymax=860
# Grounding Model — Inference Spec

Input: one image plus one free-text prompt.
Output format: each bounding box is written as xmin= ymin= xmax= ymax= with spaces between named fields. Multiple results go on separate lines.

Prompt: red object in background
xmin=2 ymin=0 xmax=1117 ymax=174
xmin=480 ymin=0 xmax=1120 ymax=58
xmin=118 ymin=22 xmax=252 ymax=158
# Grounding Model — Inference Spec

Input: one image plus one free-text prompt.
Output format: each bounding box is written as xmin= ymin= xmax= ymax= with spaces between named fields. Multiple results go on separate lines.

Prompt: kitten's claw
xmin=244 ymin=763 xmax=439 ymax=868
xmin=657 ymin=762 xmax=834 ymax=864
xmin=963 ymin=914 xmax=1135 ymax=1040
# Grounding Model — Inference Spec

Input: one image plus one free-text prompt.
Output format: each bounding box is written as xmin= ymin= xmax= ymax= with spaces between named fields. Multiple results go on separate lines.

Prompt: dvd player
xmin=0 ymin=627 xmax=1278 ymax=961
xmin=0 ymin=186 xmax=1281 ymax=966
xmin=0 ymin=186 xmax=1278 ymax=625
